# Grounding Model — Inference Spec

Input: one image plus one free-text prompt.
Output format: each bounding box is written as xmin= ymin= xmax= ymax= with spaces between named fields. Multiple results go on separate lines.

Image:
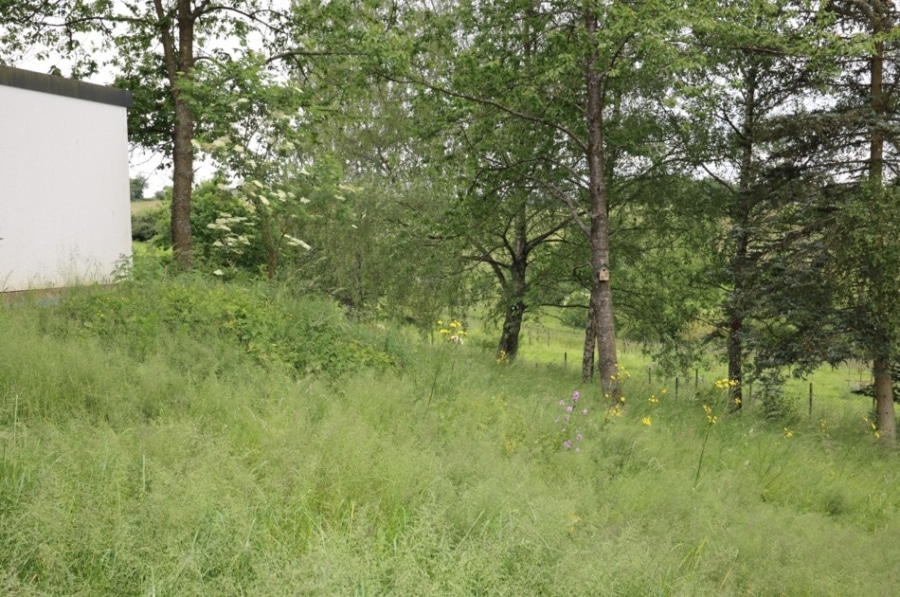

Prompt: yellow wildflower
xmin=714 ymin=378 xmax=739 ymax=390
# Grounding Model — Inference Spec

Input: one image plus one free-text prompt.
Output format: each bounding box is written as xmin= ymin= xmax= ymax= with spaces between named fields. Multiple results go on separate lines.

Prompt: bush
xmin=188 ymin=181 xmax=269 ymax=272
xmin=49 ymin=276 xmax=401 ymax=378
xmin=130 ymin=205 xmax=167 ymax=242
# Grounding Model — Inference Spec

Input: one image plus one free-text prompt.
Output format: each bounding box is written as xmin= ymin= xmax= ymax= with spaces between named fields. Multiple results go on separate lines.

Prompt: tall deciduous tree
xmin=388 ymin=0 xmax=694 ymax=399
xmin=439 ymin=95 xmax=580 ymax=362
xmin=3 ymin=1 xmax=295 ymax=269
xmin=109 ymin=1 xmax=295 ymax=269
xmin=456 ymin=162 xmax=574 ymax=363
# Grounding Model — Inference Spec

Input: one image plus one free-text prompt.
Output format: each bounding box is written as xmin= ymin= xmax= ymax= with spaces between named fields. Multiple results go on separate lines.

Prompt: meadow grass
xmin=130 ymin=199 xmax=164 ymax=215
xmin=0 ymin=280 xmax=898 ymax=595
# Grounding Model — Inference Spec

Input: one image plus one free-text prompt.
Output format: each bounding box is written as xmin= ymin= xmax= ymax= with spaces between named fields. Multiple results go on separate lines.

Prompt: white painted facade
xmin=0 ymin=67 xmax=133 ymax=292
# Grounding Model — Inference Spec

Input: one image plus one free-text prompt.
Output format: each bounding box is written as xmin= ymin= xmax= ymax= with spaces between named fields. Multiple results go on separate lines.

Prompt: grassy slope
xmin=0 ymin=281 xmax=898 ymax=596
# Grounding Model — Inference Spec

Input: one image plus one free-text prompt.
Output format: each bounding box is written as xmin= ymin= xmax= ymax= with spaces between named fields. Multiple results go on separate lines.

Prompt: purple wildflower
xmin=572 ymin=391 xmax=580 ymax=403
xmin=563 ymin=440 xmax=572 ymax=450
xmin=576 ymin=433 xmax=583 ymax=441
xmin=566 ymin=405 xmax=573 ymax=413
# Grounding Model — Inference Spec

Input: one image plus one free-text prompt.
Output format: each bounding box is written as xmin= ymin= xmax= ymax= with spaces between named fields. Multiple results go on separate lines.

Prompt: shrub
xmin=130 ymin=207 xmax=165 ymax=242
xmin=49 ymin=276 xmax=400 ymax=378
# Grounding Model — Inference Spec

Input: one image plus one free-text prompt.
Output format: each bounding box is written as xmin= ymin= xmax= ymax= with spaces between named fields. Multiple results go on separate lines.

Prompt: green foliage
xmin=130 ymin=207 xmax=162 ymax=243
xmin=187 ymin=178 xmax=268 ymax=272
xmin=48 ymin=275 xmax=399 ymax=379
xmin=829 ymin=183 xmax=900 ymax=355
xmin=611 ymin=177 xmax=724 ymax=373
xmin=129 ymin=191 xmax=174 ymax=251
xmin=0 ymin=280 xmax=900 ymax=594
xmin=129 ymin=177 xmax=146 ymax=201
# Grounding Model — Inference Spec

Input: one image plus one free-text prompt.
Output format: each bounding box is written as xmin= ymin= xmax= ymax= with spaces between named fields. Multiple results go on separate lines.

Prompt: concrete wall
xmin=0 ymin=68 xmax=133 ymax=291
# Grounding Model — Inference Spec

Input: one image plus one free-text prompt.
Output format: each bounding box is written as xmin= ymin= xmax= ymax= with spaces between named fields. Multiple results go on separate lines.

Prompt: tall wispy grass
xmin=0 ymin=277 xmax=899 ymax=595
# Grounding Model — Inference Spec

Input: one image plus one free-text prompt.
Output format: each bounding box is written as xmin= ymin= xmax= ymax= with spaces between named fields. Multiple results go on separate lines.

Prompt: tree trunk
xmin=170 ymin=94 xmax=194 ymax=269
xmin=583 ymin=12 xmax=619 ymax=403
xmin=869 ymin=33 xmax=895 ymax=443
xmin=873 ymin=355 xmax=896 ymax=444
xmin=582 ymin=293 xmax=598 ymax=381
xmin=727 ymin=208 xmax=750 ymax=412
xmin=726 ymin=62 xmax=759 ymax=411
xmin=495 ymin=200 xmax=530 ymax=362
xmin=497 ymin=299 xmax=525 ymax=361
xmin=156 ymin=0 xmax=195 ymax=270
xmin=496 ymin=256 xmax=528 ymax=362
xmin=727 ymin=313 xmax=743 ymax=408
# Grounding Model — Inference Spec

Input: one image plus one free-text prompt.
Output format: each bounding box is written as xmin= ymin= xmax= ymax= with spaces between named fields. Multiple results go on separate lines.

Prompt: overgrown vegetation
xmin=4 ymin=1 xmax=900 ymax=590
xmin=48 ymin=271 xmax=401 ymax=379
xmin=1 ymin=276 xmax=898 ymax=595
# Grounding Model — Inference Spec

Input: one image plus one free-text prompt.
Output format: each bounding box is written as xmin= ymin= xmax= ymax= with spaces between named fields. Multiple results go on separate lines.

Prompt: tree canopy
xmin=5 ymin=0 xmax=900 ymax=441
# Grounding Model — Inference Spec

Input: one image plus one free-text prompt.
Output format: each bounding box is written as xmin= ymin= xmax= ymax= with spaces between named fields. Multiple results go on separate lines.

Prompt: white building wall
xmin=0 ymin=80 xmax=132 ymax=291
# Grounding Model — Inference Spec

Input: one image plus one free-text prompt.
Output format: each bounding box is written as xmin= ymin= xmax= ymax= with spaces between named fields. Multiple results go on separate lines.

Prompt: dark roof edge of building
xmin=0 ymin=65 xmax=133 ymax=108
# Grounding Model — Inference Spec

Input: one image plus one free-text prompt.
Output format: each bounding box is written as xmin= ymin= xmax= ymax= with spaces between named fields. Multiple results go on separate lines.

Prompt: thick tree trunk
xmin=496 ymin=253 xmax=528 ymax=361
xmin=171 ymin=95 xmax=194 ymax=269
xmin=156 ymin=0 xmax=195 ymax=270
xmin=497 ymin=299 xmax=525 ymax=361
xmin=873 ymin=355 xmax=896 ymax=444
xmin=495 ymin=201 xmax=529 ymax=362
xmin=583 ymin=12 xmax=619 ymax=403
